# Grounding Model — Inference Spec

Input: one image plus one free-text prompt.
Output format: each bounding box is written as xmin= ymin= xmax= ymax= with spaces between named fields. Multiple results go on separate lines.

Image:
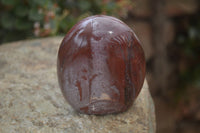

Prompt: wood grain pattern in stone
xmin=57 ymin=15 xmax=146 ymax=115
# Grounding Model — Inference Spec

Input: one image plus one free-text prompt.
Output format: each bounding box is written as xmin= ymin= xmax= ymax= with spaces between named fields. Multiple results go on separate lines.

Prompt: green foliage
xmin=0 ymin=13 xmax=15 ymax=29
xmin=0 ymin=0 xmax=134 ymax=44
xmin=1 ymin=0 xmax=18 ymax=6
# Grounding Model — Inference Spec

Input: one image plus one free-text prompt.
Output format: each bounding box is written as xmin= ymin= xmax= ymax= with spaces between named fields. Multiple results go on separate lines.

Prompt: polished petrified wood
xmin=57 ymin=15 xmax=145 ymax=115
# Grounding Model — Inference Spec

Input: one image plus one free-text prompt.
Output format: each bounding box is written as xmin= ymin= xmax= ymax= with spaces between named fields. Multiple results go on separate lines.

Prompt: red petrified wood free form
xmin=57 ymin=15 xmax=146 ymax=115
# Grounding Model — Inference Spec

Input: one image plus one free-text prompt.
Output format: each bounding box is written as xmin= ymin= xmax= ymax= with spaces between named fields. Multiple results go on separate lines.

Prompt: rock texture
xmin=0 ymin=37 xmax=155 ymax=133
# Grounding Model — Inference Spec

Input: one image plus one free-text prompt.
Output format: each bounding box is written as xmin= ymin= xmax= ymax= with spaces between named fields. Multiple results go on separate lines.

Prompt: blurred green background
xmin=0 ymin=0 xmax=133 ymax=43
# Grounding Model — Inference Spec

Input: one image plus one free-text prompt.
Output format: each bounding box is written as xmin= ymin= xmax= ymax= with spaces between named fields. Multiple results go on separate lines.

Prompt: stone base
xmin=0 ymin=37 xmax=156 ymax=133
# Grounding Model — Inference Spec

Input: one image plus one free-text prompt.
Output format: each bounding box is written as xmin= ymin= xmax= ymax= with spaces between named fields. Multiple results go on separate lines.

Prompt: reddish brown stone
xmin=57 ymin=15 xmax=146 ymax=115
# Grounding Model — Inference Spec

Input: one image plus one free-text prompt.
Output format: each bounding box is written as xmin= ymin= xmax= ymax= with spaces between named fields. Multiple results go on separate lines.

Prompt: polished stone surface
xmin=58 ymin=15 xmax=146 ymax=114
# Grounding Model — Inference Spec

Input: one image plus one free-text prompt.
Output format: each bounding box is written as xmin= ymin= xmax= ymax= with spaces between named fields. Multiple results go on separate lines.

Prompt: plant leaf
xmin=0 ymin=13 xmax=15 ymax=29
xmin=15 ymin=19 xmax=32 ymax=30
xmin=28 ymin=8 xmax=43 ymax=21
xmin=14 ymin=5 xmax=29 ymax=17
xmin=1 ymin=0 xmax=17 ymax=6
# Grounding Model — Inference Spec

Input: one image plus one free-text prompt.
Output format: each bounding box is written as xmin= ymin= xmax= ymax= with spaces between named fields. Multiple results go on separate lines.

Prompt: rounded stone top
xmin=57 ymin=15 xmax=146 ymax=115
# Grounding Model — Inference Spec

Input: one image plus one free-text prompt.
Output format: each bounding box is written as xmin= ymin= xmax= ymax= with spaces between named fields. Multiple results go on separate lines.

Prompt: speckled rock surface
xmin=0 ymin=37 xmax=155 ymax=133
